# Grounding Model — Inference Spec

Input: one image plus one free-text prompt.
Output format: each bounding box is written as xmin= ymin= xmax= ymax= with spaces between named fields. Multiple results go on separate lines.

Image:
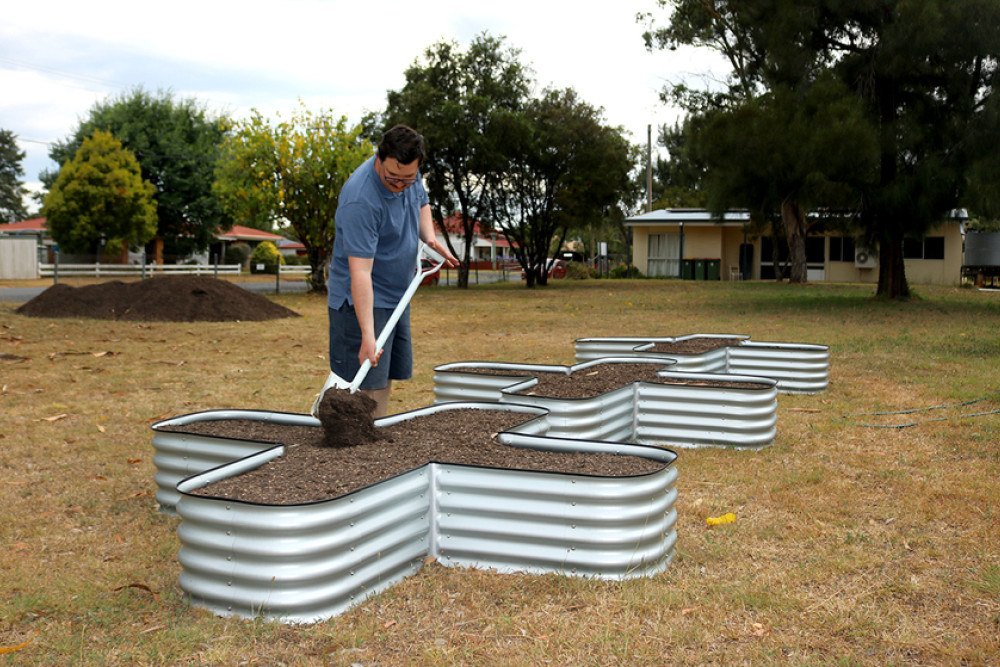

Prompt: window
xmin=828 ymin=236 xmax=856 ymax=262
xmin=903 ymin=236 xmax=945 ymax=260
xmin=648 ymin=233 xmax=680 ymax=277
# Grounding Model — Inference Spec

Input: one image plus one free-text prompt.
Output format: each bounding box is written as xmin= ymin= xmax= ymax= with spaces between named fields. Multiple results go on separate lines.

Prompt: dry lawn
xmin=1 ymin=278 xmax=998 ymax=666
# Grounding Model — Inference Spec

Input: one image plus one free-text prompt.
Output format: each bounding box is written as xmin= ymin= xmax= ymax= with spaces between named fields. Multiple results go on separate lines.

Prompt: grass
xmin=2 ymin=278 xmax=999 ymax=665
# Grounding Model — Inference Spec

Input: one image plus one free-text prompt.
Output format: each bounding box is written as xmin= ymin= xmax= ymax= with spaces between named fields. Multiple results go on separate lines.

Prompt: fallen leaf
xmin=126 ymin=458 xmax=142 ymax=464
xmin=96 ymin=424 xmax=106 ymax=433
xmin=117 ymin=490 xmax=151 ymax=501
xmin=383 ymin=620 xmax=397 ymax=629
xmin=36 ymin=414 xmax=68 ymax=422
xmin=0 ymin=635 xmax=35 ymax=654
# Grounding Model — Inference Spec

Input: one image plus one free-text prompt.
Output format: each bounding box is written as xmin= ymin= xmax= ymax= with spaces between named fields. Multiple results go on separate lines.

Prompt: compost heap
xmin=315 ymin=387 xmax=381 ymax=447
xmin=16 ymin=276 xmax=300 ymax=322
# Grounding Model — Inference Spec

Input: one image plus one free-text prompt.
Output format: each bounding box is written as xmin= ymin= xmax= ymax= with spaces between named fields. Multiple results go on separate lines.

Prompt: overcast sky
xmin=2 ymin=1 xmax=726 ymax=200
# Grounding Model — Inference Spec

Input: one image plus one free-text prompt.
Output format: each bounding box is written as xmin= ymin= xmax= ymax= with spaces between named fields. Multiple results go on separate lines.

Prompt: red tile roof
xmin=0 ymin=217 xmax=47 ymax=232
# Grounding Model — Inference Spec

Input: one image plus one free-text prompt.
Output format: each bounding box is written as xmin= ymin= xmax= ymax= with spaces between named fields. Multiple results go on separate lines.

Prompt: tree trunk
xmin=876 ymin=239 xmax=910 ymax=299
xmin=781 ymin=199 xmax=808 ymax=284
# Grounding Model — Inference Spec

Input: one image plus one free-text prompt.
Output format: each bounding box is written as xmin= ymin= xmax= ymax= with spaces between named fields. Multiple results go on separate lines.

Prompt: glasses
xmin=383 ymin=174 xmax=418 ymax=186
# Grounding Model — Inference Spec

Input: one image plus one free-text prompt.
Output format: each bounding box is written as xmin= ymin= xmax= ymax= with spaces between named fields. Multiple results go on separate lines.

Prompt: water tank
xmin=965 ymin=232 xmax=1000 ymax=267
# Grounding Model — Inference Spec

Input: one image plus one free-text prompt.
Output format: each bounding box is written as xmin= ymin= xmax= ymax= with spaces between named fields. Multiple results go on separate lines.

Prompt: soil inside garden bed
xmin=507 ymin=362 xmax=770 ymax=398
xmin=16 ymin=276 xmax=299 ymax=322
xmin=648 ymin=337 xmax=745 ymax=354
xmin=164 ymin=408 xmax=666 ymax=504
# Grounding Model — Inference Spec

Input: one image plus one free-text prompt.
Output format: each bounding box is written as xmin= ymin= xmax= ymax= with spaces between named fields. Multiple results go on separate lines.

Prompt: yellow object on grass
xmin=706 ymin=513 xmax=736 ymax=526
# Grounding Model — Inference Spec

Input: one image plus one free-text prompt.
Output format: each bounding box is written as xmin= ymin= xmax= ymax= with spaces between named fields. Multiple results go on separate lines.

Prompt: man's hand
xmin=359 ymin=335 xmax=383 ymax=367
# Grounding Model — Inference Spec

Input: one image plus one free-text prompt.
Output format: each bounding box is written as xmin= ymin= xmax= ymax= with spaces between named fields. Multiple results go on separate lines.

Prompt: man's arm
xmin=348 ymin=256 xmax=382 ymax=367
xmin=418 ymin=204 xmax=459 ymax=268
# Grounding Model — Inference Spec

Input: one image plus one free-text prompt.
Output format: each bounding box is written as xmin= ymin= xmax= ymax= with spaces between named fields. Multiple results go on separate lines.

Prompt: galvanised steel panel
xmin=153 ymin=409 xmax=319 ymax=512
xmin=432 ymin=362 xmax=548 ymax=404
xmin=499 ymin=384 xmax=637 ymax=443
xmin=727 ymin=342 xmax=829 ymax=394
xmin=434 ymin=443 xmax=678 ymax=579
xmin=432 ymin=359 xmax=777 ymax=448
xmin=166 ymin=404 xmax=677 ymax=622
xmin=637 ymin=372 xmax=778 ymax=449
xmin=574 ymin=334 xmax=747 ymax=363
xmin=574 ymin=334 xmax=829 ymax=394
xmin=176 ymin=464 xmax=432 ymax=623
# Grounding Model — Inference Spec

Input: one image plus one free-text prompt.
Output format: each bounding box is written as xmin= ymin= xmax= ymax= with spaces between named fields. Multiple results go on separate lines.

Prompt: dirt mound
xmin=16 ymin=276 xmax=300 ymax=322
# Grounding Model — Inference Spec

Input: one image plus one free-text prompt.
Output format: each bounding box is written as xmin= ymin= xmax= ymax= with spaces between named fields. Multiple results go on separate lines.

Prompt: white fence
xmin=40 ymin=263 xmax=243 ymax=277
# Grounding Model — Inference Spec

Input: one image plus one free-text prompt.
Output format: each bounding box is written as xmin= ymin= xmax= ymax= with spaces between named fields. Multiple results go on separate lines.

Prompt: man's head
xmin=376 ymin=125 xmax=425 ymax=193
xmin=377 ymin=125 xmax=425 ymax=166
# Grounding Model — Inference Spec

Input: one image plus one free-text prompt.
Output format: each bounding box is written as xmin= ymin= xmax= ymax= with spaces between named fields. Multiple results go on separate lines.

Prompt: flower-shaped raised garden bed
xmin=573 ymin=333 xmax=829 ymax=394
xmin=154 ymin=402 xmax=678 ymax=623
xmin=433 ymin=357 xmax=778 ymax=449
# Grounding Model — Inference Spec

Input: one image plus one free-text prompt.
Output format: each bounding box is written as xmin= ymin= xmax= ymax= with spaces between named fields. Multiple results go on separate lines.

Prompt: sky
xmin=2 ymin=1 xmax=727 ymax=205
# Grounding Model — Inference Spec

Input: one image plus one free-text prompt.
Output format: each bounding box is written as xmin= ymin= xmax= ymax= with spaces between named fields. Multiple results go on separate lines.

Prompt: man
xmin=328 ymin=125 xmax=458 ymax=418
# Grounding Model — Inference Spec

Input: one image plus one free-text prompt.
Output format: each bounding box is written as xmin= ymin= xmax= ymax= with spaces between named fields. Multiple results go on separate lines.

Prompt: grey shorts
xmin=328 ymin=303 xmax=413 ymax=391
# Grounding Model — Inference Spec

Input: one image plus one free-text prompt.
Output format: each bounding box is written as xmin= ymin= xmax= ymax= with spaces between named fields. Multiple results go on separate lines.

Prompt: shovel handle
xmin=312 ymin=243 xmax=444 ymax=415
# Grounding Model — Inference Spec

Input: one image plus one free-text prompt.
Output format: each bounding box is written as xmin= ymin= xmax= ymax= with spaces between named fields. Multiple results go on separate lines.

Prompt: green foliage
xmin=249 ymin=241 xmax=285 ymax=274
xmin=642 ymin=0 xmax=1000 ymax=298
xmin=225 ymin=241 xmax=252 ymax=266
xmin=610 ymin=263 xmax=643 ymax=279
xmin=42 ymin=129 xmax=157 ymax=254
xmin=381 ymin=33 xmax=532 ymax=288
xmin=0 ymin=128 xmax=29 ymax=223
xmin=488 ymin=88 xmax=635 ymax=288
xmin=564 ymin=261 xmax=594 ymax=280
xmin=215 ymin=103 xmax=369 ymax=291
xmin=44 ymin=87 xmax=229 ymax=258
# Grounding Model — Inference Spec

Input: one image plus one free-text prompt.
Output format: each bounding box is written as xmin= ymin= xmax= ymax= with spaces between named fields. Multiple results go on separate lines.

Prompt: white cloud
xmin=3 ymin=0 xmax=728 ymax=193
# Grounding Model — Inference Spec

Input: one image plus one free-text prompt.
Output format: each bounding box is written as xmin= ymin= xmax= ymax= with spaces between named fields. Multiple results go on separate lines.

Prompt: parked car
xmin=419 ymin=258 xmax=440 ymax=286
xmin=522 ymin=258 xmax=568 ymax=280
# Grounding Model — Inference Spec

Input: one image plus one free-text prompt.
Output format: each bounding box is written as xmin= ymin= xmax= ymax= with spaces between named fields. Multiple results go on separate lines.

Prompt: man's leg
xmin=362 ymin=380 xmax=392 ymax=419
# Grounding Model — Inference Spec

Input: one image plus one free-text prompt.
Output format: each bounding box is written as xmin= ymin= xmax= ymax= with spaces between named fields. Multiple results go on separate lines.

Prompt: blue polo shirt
xmin=328 ymin=156 xmax=428 ymax=309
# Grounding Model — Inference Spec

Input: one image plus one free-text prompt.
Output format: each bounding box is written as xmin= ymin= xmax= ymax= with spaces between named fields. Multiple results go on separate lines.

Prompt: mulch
xmin=166 ymin=408 xmax=666 ymax=504
xmin=15 ymin=276 xmax=300 ymax=322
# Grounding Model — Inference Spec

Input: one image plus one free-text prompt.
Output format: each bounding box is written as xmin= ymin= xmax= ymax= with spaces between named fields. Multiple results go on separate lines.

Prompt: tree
xmin=44 ymin=87 xmax=229 ymax=259
xmin=0 ymin=129 xmax=29 ymax=224
xmin=489 ymin=88 xmax=635 ymax=288
xmin=43 ymin=130 xmax=157 ymax=255
xmin=644 ymin=0 xmax=1000 ymax=297
xmin=689 ymin=74 xmax=878 ymax=283
xmin=214 ymin=104 xmax=370 ymax=291
xmin=380 ymin=33 xmax=532 ymax=288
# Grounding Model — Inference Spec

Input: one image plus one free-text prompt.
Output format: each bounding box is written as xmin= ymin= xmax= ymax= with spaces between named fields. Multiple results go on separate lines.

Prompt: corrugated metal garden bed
xmin=153 ymin=402 xmax=678 ymax=623
xmin=574 ymin=333 xmax=829 ymax=394
xmin=433 ymin=357 xmax=778 ymax=449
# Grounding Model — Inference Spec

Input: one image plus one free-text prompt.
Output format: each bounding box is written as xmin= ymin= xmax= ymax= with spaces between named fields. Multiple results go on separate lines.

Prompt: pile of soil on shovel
xmin=165 ymin=408 xmax=666 ymax=504
xmin=315 ymin=388 xmax=381 ymax=447
xmin=16 ymin=276 xmax=299 ymax=322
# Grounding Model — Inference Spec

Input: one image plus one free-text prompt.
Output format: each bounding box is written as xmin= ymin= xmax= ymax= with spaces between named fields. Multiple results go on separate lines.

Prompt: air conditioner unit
xmin=855 ymin=247 xmax=877 ymax=269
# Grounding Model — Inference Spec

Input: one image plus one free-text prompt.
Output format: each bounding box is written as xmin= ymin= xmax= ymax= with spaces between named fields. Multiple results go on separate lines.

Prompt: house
xmin=0 ymin=218 xmax=303 ymax=265
xmin=626 ymin=208 xmax=965 ymax=285
xmin=436 ymin=213 xmax=516 ymax=268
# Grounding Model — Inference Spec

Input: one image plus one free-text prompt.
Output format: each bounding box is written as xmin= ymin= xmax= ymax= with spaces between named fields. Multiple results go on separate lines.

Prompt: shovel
xmin=311 ymin=242 xmax=446 ymax=416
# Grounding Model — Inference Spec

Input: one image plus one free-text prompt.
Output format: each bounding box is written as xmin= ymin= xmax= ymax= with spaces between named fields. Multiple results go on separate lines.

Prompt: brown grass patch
xmin=1 ymin=279 xmax=998 ymax=665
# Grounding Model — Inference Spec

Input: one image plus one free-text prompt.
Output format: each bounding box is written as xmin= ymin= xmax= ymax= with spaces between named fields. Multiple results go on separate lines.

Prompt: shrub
xmin=226 ymin=242 xmax=252 ymax=267
xmin=610 ymin=264 xmax=643 ymax=279
xmin=250 ymin=241 xmax=286 ymax=274
xmin=564 ymin=261 xmax=593 ymax=280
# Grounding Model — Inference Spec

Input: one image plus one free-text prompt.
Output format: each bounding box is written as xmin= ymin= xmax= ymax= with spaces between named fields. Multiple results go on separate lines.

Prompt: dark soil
xmin=167 ymin=408 xmax=666 ymax=504
xmin=648 ymin=337 xmax=745 ymax=354
xmin=16 ymin=276 xmax=300 ymax=322
xmin=500 ymin=362 xmax=769 ymax=398
xmin=315 ymin=388 xmax=381 ymax=447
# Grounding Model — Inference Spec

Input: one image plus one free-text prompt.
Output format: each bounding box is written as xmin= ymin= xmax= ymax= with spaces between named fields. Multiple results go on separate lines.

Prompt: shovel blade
xmin=311 ymin=370 xmax=353 ymax=417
